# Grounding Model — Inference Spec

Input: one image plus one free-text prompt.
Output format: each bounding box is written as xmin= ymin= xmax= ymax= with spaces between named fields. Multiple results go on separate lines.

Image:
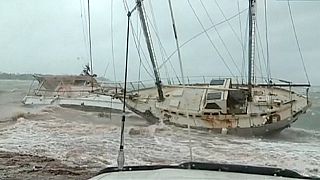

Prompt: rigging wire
xmin=79 ymin=0 xmax=90 ymax=65
xmin=256 ymin=24 xmax=269 ymax=81
xmin=200 ymin=0 xmax=241 ymax=75
xmin=287 ymin=0 xmax=310 ymax=84
xmin=123 ymin=0 xmax=180 ymax=81
xmin=131 ymin=25 xmax=156 ymax=79
xmin=264 ymin=0 xmax=271 ymax=82
xmin=159 ymin=8 xmax=248 ymax=70
xmin=141 ymin=3 xmax=182 ymax=84
xmin=255 ymin=29 xmax=265 ymax=82
xmin=241 ymin=12 xmax=249 ymax=83
xmin=187 ymin=0 xmax=235 ymax=77
xmin=237 ymin=0 xmax=246 ymax=82
xmin=102 ymin=62 xmax=110 ymax=78
xmin=134 ymin=13 xmax=155 ymax=80
xmin=144 ymin=13 xmax=181 ymax=82
xmin=123 ymin=1 xmax=156 ymax=79
xmin=137 ymin=26 xmax=142 ymax=92
xmin=87 ymin=0 xmax=94 ymax=91
xmin=147 ymin=1 xmax=171 ymax=81
xmin=110 ymin=0 xmax=118 ymax=87
xmin=214 ymin=0 xmax=243 ymax=46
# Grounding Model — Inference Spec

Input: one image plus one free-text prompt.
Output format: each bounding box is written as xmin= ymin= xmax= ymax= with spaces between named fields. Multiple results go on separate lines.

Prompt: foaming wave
xmin=270 ymin=127 xmax=320 ymax=142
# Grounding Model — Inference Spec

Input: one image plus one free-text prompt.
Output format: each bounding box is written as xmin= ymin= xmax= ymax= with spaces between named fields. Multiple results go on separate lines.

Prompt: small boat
xmin=22 ymin=74 xmax=124 ymax=112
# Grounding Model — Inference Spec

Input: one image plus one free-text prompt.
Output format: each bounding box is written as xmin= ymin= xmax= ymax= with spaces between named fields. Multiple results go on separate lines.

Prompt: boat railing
xmin=25 ymin=75 xmax=310 ymax=98
xmin=103 ymin=75 xmax=310 ymax=93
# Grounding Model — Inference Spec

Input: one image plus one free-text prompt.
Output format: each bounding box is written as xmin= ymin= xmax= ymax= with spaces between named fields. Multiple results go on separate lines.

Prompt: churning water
xmin=0 ymin=80 xmax=319 ymax=177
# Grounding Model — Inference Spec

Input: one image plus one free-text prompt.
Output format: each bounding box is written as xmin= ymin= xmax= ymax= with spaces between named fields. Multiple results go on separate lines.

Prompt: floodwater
xmin=0 ymin=80 xmax=319 ymax=178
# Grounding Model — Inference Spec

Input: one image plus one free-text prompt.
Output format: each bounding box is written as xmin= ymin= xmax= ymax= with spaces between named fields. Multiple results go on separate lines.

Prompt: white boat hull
xmin=125 ymin=84 xmax=311 ymax=136
xmin=22 ymin=95 xmax=125 ymax=112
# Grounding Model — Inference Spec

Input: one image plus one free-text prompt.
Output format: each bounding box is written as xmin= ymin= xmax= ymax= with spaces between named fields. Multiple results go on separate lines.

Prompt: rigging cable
xmin=144 ymin=13 xmax=181 ymax=83
xmin=123 ymin=1 xmax=156 ymax=79
xmin=123 ymin=0 xmax=179 ymax=81
xmin=264 ymin=0 xmax=272 ymax=83
xmin=256 ymin=24 xmax=269 ymax=82
xmin=200 ymin=0 xmax=241 ymax=76
xmin=137 ymin=26 xmax=142 ymax=92
xmin=187 ymin=0 xmax=235 ymax=77
xmin=287 ymin=1 xmax=310 ymax=84
xmin=159 ymin=8 xmax=248 ymax=71
xmin=238 ymin=0 xmax=246 ymax=83
xmin=110 ymin=0 xmax=118 ymax=88
xmin=214 ymin=0 xmax=243 ymax=46
xmin=241 ymin=12 xmax=249 ymax=83
xmin=102 ymin=62 xmax=110 ymax=78
xmin=79 ymin=0 xmax=90 ymax=64
xmin=123 ymin=1 xmax=154 ymax=76
xmin=255 ymin=28 xmax=265 ymax=82
xmin=87 ymin=0 xmax=94 ymax=91
xmin=148 ymin=1 xmax=171 ymax=82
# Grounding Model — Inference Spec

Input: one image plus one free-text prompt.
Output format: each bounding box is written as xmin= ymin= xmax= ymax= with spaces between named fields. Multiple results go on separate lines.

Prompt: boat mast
xmin=136 ymin=0 xmax=164 ymax=101
xmin=168 ymin=0 xmax=185 ymax=86
xmin=247 ymin=0 xmax=257 ymax=101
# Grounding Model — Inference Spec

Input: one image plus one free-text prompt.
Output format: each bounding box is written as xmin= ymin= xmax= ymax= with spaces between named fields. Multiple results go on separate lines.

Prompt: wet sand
xmin=0 ymin=151 xmax=96 ymax=180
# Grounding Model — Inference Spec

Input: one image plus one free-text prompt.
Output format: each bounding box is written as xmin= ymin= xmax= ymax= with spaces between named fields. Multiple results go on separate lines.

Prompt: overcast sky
xmin=0 ymin=0 xmax=319 ymax=85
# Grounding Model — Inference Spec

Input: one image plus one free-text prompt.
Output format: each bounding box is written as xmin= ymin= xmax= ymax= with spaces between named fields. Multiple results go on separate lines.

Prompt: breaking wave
xmin=267 ymin=127 xmax=320 ymax=143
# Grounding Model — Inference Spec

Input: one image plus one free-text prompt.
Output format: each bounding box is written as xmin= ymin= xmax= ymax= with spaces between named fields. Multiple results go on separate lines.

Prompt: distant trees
xmin=0 ymin=72 xmax=33 ymax=80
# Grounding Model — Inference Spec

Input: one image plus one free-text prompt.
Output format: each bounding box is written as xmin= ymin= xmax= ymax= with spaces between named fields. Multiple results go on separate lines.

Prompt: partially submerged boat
xmin=22 ymin=74 xmax=123 ymax=112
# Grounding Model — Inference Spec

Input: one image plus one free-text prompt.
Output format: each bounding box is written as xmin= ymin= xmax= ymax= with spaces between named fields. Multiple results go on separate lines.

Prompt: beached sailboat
xmin=22 ymin=0 xmax=126 ymax=112
xmin=122 ymin=0 xmax=311 ymax=136
xmin=22 ymin=67 xmax=124 ymax=112
xmin=88 ymin=1 xmax=317 ymax=179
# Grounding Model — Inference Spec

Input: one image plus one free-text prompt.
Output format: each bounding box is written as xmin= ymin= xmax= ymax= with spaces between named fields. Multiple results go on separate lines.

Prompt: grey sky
xmin=0 ymin=0 xmax=319 ymax=84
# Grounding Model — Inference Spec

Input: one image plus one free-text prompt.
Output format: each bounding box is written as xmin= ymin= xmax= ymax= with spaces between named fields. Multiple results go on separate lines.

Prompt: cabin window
xmin=74 ymin=80 xmax=86 ymax=86
xmin=207 ymin=92 xmax=222 ymax=100
xmin=210 ymin=79 xmax=225 ymax=85
xmin=205 ymin=103 xmax=221 ymax=109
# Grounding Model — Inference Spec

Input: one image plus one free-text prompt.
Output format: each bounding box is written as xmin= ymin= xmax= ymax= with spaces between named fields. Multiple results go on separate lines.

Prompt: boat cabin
xmin=202 ymin=78 xmax=247 ymax=116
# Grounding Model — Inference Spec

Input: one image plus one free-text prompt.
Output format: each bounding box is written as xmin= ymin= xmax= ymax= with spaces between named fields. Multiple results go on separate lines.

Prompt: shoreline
xmin=0 ymin=150 xmax=96 ymax=180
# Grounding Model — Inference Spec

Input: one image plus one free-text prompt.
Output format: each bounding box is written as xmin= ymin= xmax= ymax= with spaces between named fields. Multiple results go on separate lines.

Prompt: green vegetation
xmin=0 ymin=72 xmax=110 ymax=81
